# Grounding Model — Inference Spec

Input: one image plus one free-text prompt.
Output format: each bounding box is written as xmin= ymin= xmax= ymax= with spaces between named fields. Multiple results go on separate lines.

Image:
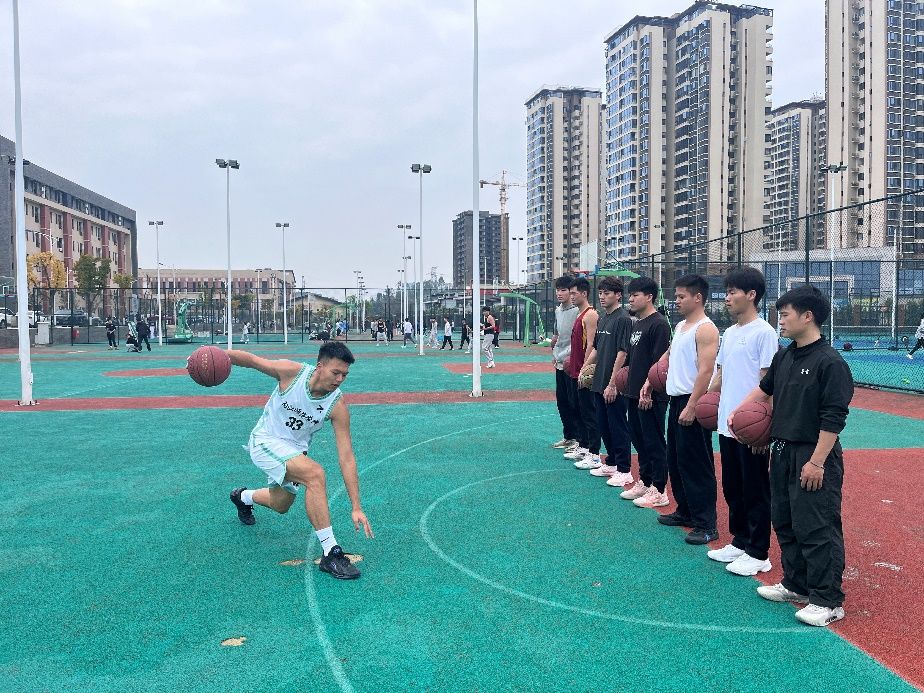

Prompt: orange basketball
xmin=730 ymin=401 xmax=773 ymax=447
xmin=613 ymin=366 xmax=629 ymax=394
xmin=187 ymin=345 xmax=231 ymax=387
xmin=694 ymin=391 xmax=721 ymax=431
xmin=647 ymin=359 xmax=669 ymax=393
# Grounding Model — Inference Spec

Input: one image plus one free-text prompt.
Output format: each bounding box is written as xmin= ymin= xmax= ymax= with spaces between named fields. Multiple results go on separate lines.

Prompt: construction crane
xmin=479 ymin=170 xmax=524 ymax=218
xmin=480 ymin=171 xmax=525 ymax=284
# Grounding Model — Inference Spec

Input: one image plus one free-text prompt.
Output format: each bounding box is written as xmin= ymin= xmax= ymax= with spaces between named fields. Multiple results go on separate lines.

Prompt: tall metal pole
xmin=471 ymin=0 xmax=482 ymax=396
xmin=12 ymin=0 xmax=34 ymax=405
xmin=277 ymin=222 xmax=289 ymax=344
xmin=418 ymin=171 xmax=425 ymax=356
xmin=150 ymin=221 xmax=163 ymax=345
xmin=225 ymin=166 xmax=232 ymax=349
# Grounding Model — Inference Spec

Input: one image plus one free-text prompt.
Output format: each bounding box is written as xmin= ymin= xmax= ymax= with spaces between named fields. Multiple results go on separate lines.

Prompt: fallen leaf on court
xmin=279 ymin=559 xmax=305 ymax=566
xmin=592 ymin=582 xmax=602 ymax=588
xmin=221 ymin=637 xmax=247 ymax=647
xmin=873 ymin=562 xmax=902 ymax=571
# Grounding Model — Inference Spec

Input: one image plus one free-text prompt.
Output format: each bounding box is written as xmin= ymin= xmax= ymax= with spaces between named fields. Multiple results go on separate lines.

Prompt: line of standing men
xmin=551 ymin=268 xmax=853 ymax=628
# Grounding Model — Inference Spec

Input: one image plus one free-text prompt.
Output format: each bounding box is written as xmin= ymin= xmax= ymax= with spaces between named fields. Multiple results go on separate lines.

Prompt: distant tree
xmin=73 ymin=255 xmax=110 ymax=317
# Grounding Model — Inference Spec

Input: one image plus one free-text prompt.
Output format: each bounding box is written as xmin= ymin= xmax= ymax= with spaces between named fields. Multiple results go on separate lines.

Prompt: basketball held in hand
xmin=730 ymin=401 xmax=772 ymax=447
xmin=694 ymin=391 xmax=721 ymax=431
xmin=647 ymin=359 xmax=669 ymax=393
xmin=613 ymin=366 xmax=629 ymax=394
xmin=578 ymin=364 xmax=596 ymax=389
xmin=187 ymin=346 xmax=232 ymax=387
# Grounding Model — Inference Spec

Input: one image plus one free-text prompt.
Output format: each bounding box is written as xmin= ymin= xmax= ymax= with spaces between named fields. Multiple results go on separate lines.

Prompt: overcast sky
xmin=0 ymin=0 xmax=825 ymax=292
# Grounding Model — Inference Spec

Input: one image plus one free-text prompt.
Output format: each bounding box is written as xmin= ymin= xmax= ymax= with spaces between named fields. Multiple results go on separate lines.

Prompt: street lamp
xmin=275 ymin=222 xmax=290 ymax=344
xmin=407 ymin=234 xmax=420 ymax=337
xmin=215 ymin=158 xmax=240 ymax=349
xmin=147 ymin=220 xmax=164 ymax=345
xmin=353 ymin=270 xmax=362 ymax=331
xmin=554 ymin=255 xmax=565 ymax=278
xmin=398 ymin=224 xmax=412 ymax=322
xmin=821 ymin=162 xmax=847 ymax=344
xmin=410 ymin=163 xmax=432 ymax=355
xmin=512 ymin=236 xmax=524 ymax=285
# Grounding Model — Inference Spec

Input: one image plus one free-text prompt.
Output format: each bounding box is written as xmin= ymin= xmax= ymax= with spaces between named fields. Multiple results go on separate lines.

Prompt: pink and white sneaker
xmin=589 ymin=465 xmax=619 ymax=477
xmin=620 ymin=481 xmax=649 ymax=500
xmin=632 ymin=487 xmax=670 ymax=508
xmin=605 ymin=471 xmax=635 ymax=488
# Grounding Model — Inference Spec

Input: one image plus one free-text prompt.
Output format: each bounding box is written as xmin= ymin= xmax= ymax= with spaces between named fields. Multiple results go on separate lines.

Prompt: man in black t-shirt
xmin=577 ymin=277 xmax=634 ymax=487
xmin=619 ymin=277 xmax=672 ymax=509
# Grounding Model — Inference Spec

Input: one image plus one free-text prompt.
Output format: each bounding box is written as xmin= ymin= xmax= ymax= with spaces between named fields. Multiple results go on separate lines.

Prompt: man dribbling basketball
xmin=227 ymin=341 xmax=373 ymax=580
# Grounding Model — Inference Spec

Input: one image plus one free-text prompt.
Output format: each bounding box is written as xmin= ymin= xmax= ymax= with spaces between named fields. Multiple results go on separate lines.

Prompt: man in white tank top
xmin=648 ymin=275 xmax=720 ymax=545
xmin=227 ymin=341 xmax=374 ymax=580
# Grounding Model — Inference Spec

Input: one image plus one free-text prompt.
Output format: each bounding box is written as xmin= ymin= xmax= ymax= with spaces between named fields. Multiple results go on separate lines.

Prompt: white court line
xmin=303 ymin=411 xmax=554 ymax=693
xmin=419 ymin=469 xmax=816 ymax=635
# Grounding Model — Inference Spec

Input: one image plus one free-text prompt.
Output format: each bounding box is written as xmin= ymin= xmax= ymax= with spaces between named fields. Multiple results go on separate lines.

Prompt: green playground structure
xmin=498 ymin=292 xmax=549 ymax=346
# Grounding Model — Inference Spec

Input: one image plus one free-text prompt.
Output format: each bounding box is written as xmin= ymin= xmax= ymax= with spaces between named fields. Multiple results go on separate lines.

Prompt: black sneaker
xmin=685 ymin=528 xmax=719 ymax=545
xmin=657 ymin=512 xmax=692 ymax=527
xmin=318 ymin=545 xmax=360 ymax=580
xmin=230 ymin=487 xmax=255 ymax=526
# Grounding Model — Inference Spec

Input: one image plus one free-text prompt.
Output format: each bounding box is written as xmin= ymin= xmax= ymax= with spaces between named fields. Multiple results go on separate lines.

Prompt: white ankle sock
xmin=316 ymin=527 xmax=337 ymax=556
xmin=240 ymin=489 xmax=255 ymax=505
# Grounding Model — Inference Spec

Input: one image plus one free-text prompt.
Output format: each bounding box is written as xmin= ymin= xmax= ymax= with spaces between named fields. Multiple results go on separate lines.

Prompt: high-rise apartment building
xmin=525 ymin=87 xmax=603 ymax=282
xmin=767 ymin=100 xmax=827 ymax=250
xmin=603 ymin=2 xmax=773 ymax=264
xmin=452 ymin=211 xmax=506 ymax=287
xmin=826 ymin=0 xmax=924 ymax=256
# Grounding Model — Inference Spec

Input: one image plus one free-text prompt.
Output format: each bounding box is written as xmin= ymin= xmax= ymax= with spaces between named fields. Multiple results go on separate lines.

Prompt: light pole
xmin=255 ymin=268 xmax=263 ymax=334
xmin=275 ymin=222 xmax=290 ymax=344
xmin=407 ymin=235 xmax=420 ymax=337
xmin=410 ymin=163 xmax=432 ymax=355
xmin=398 ymin=224 xmax=412 ymax=321
xmin=352 ymin=270 xmax=361 ymax=331
xmin=397 ymin=269 xmax=405 ymax=322
xmin=270 ymin=272 xmax=278 ymax=330
xmin=555 ymin=255 xmax=565 ymax=278
xmin=147 ymin=220 xmax=164 ymax=345
xmin=215 ymin=158 xmax=239 ymax=349
xmin=821 ymin=162 xmax=847 ymax=344
xmin=512 ymin=236 xmax=524 ymax=286
xmin=359 ymin=280 xmax=366 ymax=329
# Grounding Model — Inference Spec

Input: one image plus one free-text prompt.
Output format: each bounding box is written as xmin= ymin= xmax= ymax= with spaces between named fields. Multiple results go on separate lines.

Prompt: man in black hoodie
xmin=732 ymin=285 xmax=853 ymax=628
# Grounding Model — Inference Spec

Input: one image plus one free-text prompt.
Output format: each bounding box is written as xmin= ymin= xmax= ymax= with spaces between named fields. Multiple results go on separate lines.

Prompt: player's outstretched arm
xmin=226 ymin=350 xmax=301 ymax=383
xmin=330 ymin=399 xmax=374 ymax=538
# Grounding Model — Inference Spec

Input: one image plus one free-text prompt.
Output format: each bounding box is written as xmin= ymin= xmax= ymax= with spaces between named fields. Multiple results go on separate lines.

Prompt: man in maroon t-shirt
xmin=564 ymin=277 xmax=601 ymax=468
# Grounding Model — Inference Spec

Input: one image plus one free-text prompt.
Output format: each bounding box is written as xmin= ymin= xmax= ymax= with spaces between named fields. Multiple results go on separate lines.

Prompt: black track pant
xmin=594 ymin=391 xmax=631 ymax=472
xmin=107 ymin=331 xmax=117 ymax=347
xmin=771 ymin=439 xmax=845 ymax=608
xmin=626 ymin=398 xmax=668 ymax=492
xmin=718 ymin=435 xmax=771 ymax=561
xmin=555 ymin=368 xmax=580 ymax=441
xmin=666 ymin=395 xmax=716 ymax=531
xmin=441 ymin=336 xmax=453 ymax=349
xmin=575 ymin=383 xmax=600 ymax=454
xmin=138 ymin=335 xmax=151 ymax=351
xmin=909 ymin=338 xmax=924 ymax=355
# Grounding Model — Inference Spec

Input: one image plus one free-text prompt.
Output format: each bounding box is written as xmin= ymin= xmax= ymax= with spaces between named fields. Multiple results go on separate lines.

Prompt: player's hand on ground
xmin=352 ymin=509 xmax=374 ymax=538
xmin=800 ymin=462 xmax=824 ymax=491
xmin=678 ymin=405 xmax=696 ymax=426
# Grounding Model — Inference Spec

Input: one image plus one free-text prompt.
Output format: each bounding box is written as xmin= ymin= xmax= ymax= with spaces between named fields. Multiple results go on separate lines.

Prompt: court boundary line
xmin=420 ymin=469 xmax=817 ymax=635
xmin=303 ymin=411 xmax=555 ymax=693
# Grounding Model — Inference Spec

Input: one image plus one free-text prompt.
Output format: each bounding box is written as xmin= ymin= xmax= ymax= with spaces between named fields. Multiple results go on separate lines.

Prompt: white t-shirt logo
xmin=630 ymin=330 xmax=642 ymax=346
xmin=801 ymin=368 xmax=810 ymax=375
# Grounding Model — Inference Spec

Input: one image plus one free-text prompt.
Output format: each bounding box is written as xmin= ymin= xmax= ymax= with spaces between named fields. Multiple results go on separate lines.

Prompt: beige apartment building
xmin=525 ymin=87 xmax=604 ymax=281
xmin=1 ymin=135 xmax=137 ymax=292
xmin=767 ymin=99 xmax=828 ymax=251
xmin=138 ymin=268 xmax=296 ymax=310
xmin=603 ymin=2 xmax=773 ymax=265
xmin=826 ymin=0 xmax=924 ymax=256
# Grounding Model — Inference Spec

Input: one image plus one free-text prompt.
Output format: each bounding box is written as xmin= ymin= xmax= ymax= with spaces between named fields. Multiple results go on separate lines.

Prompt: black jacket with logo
xmin=758 ymin=337 xmax=853 ymax=444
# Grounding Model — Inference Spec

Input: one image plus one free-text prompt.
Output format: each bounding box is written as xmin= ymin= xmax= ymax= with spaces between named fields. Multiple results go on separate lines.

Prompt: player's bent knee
xmin=285 ymin=455 xmax=326 ymax=488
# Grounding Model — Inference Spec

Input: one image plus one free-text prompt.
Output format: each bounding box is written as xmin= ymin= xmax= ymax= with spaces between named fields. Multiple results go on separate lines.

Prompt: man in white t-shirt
xmin=706 ymin=267 xmax=779 ymax=577
xmin=402 ymin=318 xmax=414 ymax=348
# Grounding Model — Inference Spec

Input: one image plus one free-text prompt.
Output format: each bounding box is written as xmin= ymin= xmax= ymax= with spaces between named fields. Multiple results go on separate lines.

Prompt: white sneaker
xmin=726 ymin=554 xmax=772 ymax=576
xmin=633 ymin=487 xmax=670 ymax=508
xmin=565 ymin=441 xmax=581 ymax=452
xmin=757 ymin=583 xmax=809 ymax=604
xmin=589 ymin=464 xmax=619 ymax=477
xmin=707 ymin=544 xmax=746 ymax=563
xmin=605 ymin=471 xmax=635 ymax=487
xmin=487 ymin=361 xmax=496 ymax=368
xmin=563 ymin=447 xmax=588 ymax=461
xmin=552 ymin=438 xmax=576 ymax=449
xmin=795 ymin=604 xmax=845 ymax=627
xmin=907 ymin=353 xmax=914 ymax=360
xmin=574 ymin=453 xmax=601 ymax=470
xmin=620 ymin=481 xmax=648 ymax=500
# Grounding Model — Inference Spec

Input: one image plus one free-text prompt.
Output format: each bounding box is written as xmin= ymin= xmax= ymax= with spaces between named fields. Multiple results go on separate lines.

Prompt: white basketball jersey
xmin=250 ymin=365 xmax=341 ymax=450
